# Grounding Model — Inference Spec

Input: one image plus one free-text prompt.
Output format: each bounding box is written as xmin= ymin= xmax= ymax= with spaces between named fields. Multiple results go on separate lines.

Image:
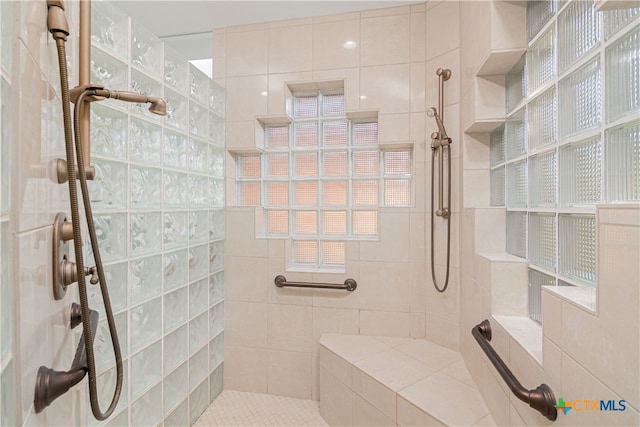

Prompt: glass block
xmin=528 ymin=213 xmax=557 ymax=271
xmin=322 ymin=152 xmax=347 ymax=177
xmin=266 ymin=126 xmax=289 ymax=148
xmin=91 ymin=47 xmax=127 ymax=95
xmin=322 ymin=241 xmax=345 ymax=267
xmin=164 ymin=171 xmax=188 ymax=208
xmin=294 ymin=122 xmax=318 ymax=148
xmin=528 ymin=88 xmax=557 ymax=150
xmin=293 ymin=240 xmax=318 ymax=265
xmin=352 ymin=122 xmax=378 ymax=145
xmin=164 ymin=212 xmax=188 ymax=250
xmin=558 ymin=0 xmax=600 ymax=73
xmin=209 ymin=272 xmax=225 ymax=305
xmin=505 ymin=108 xmax=527 ymax=160
xmin=209 ymin=302 xmax=224 ymax=338
xmin=527 ymin=27 xmax=555 ymax=96
xmin=164 ymin=249 xmax=189 ymax=291
xmin=164 ymin=46 xmax=189 ymax=94
xmin=189 ymin=244 xmax=209 ymax=282
xmin=506 ymin=54 xmax=526 ymax=113
xmin=266 ymin=153 xmax=289 ymax=178
xmin=267 ymin=210 xmax=289 ymax=234
xmin=529 ymin=149 xmax=557 ymax=207
xmin=164 ymin=287 xmax=188 ymax=332
xmin=129 ymin=254 xmax=163 ymax=306
xmin=0 ymin=226 xmax=11 ymax=360
xmin=131 ymin=69 xmax=163 ymax=121
xmin=210 ymin=333 xmax=224 ymax=370
xmin=294 ymin=211 xmax=317 ymax=235
xmin=189 ymin=211 xmax=209 ymax=245
xmin=91 ymin=213 xmax=128 ymax=263
xmin=165 ymin=399 xmax=189 ymax=427
xmin=190 ymin=377 xmax=209 ymax=422
xmin=104 ymin=409 xmax=128 ymax=427
xmin=210 ymin=209 xmax=225 ymax=241
xmin=190 ymin=63 xmax=210 ymax=106
xmin=210 ymin=147 xmax=225 ymax=178
xmin=528 ymin=269 xmax=555 ymax=324
xmin=190 ymin=278 xmax=209 ymax=318
xmin=323 ymin=121 xmax=348 ymax=146
xmin=353 ymin=180 xmax=379 ymax=206
xmin=506 ymin=211 xmax=527 ymax=258
xmin=91 ymin=104 xmax=127 ymax=159
xmin=190 ymin=101 xmax=208 ymax=137
xmin=559 ymin=135 xmax=602 ymax=206
xmin=606 ymin=25 xmax=640 ymax=123
xmin=559 ymin=56 xmax=601 ymax=139
xmin=131 ymin=382 xmax=162 ymax=427
xmin=130 ymin=117 xmax=162 ymax=166
xmin=322 ymin=181 xmax=347 ymax=206
xmin=352 ymin=210 xmax=378 ymax=236
xmin=238 ymin=155 xmax=261 ymax=178
xmin=89 ymin=158 xmax=127 ymax=210
xmin=164 ymin=130 xmax=188 ymax=170
xmin=131 ymin=166 xmax=161 ymax=209
xmin=164 ymin=324 xmax=188 ymax=373
xmin=210 ymin=81 xmax=225 ymax=117
xmin=384 ymin=179 xmax=411 ymax=206
xmin=527 ymin=0 xmax=555 ymax=41
xmin=490 ymin=167 xmax=505 ymax=206
xmin=506 ymin=160 xmax=528 ymax=208
xmin=189 ymin=138 xmax=208 ymax=174
xmin=604 ymin=7 xmax=640 ymax=40
xmin=88 ymin=261 xmax=128 ymax=316
xmin=130 ymin=212 xmax=162 ymax=256
xmin=294 ymin=181 xmax=318 ymax=206
xmin=211 ymin=178 xmax=225 ymax=208
xmin=490 ymin=124 xmax=505 ymax=167
xmin=294 ymin=95 xmax=318 ymax=117
xmin=0 ymin=360 xmax=15 ymax=426
xmin=605 ymin=120 xmax=640 ymax=202
xmin=210 ymin=240 xmax=224 ymax=273
xmin=92 ymin=312 xmax=127 ymax=373
xmin=131 ymin=20 xmax=162 ymax=79
xmin=164 ymin=362 xmax=188 ymax=414
xmin=322 ymin=211 xmax=347 ymax=235
xmin=384 ymin=150 xmax=411 ymax=175
xmin=353 ymin=151 xmax=379 ymax=176
xmin=190 ymin=312 xmax=209 ymax=354
xmin=323 ymin=93 xmax=345 ymax=116
xmin=130 ymin=297 xmax=162 ymax=353
xmin=209 ymin=113 xmax=225 ymax=147
xmin=559 ymin=214 xmax=596 ymax=285
xmin=130 ymin=340 xmax=161 ymax=399
xmin=190 ymin=175 xmax=211 ymax=208
xmin=210 ymin=364 xmax=224 ymax=402
xmin=265 ymin=182 xmax=289 ymax=206
xmin=165 ymin=88 xmax=189 ymax=131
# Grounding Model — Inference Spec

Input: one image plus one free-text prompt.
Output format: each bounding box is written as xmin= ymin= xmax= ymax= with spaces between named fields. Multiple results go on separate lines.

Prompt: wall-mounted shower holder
xmin=52 ymin=213 xmax=97 ymax=300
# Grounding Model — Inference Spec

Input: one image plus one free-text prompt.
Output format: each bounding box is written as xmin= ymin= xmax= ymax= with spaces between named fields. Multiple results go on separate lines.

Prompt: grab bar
xmin=274 ymin=275 xmax=357 ymax=291
xmin=472 ymin=320 xmax=557 ymax=421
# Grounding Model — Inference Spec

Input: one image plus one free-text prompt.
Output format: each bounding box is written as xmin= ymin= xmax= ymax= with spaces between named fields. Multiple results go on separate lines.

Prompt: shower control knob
xmin=61 ymin=258 xmax=99 ymax=286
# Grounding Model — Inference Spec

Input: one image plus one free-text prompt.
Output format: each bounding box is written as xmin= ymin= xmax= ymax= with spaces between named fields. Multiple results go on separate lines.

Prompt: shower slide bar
xmin=274 ymin=275 xmax=357 ymax=292
xmin=472 ymin=320 xmax=558 ymax=422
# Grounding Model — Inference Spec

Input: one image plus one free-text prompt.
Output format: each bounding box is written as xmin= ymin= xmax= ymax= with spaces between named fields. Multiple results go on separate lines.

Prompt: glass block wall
xmin=83 ymin=1 xmax=225 ymax=425
xmin=491 ymin=0 xmax=639 ymax=323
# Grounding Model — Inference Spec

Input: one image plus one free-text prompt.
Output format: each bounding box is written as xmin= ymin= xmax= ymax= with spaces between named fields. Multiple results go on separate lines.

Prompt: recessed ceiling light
xmin=360 ymin=95 xmax=368 ymax=100
xmin=343 ymin=40 xmax=357 ymax=49
xmin=260 ymin=91 xmax=268 ymax=97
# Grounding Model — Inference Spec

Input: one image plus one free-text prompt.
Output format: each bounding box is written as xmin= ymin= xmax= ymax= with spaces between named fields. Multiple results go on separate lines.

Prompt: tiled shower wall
xmin=215 ymin=1 xmax=462 ymax=400
xmin=0 ymin=1 xmax=225 ymax=425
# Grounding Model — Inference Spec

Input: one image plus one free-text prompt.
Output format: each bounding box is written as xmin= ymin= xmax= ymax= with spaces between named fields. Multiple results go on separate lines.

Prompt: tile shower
xmin=0 ymin=0 xmax=224 ymax=425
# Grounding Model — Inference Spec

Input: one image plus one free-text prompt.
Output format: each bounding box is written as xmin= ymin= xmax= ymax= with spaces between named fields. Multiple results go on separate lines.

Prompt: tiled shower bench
xmin=319 ymin=334 xmax=494 ymax=426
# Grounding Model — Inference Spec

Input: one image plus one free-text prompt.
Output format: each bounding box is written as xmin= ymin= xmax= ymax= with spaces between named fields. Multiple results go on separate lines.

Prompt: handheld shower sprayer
xmin=70 ymin=85 xmax=168 ymax=116
xmin=427 ymin=107 xmax=450 ymax=142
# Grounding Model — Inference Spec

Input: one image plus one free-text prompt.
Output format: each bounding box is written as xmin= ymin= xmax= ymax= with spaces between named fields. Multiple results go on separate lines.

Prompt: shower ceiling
xmin=116 ymin=1 xmax=421 ymax=59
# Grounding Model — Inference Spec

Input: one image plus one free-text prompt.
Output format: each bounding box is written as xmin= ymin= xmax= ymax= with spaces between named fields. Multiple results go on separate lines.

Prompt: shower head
xmin=427 ymin=107 xmax=449 ymax=140
xmin=148 ymin=98 xmax=167 ymax=116
xmin=93 ymin=89 xmax=167 ymax=116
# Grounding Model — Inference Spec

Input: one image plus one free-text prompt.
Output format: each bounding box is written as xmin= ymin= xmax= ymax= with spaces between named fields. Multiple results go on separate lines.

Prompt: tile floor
xmin=194 ymin=390 xmax=329 ymax=426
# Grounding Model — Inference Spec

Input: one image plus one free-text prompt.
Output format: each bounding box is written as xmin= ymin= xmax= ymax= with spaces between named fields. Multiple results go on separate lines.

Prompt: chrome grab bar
xmin=274 ymin=275 xmax=357 ymax=292
xmin=472 ymin=320 xmax=557 ymax=421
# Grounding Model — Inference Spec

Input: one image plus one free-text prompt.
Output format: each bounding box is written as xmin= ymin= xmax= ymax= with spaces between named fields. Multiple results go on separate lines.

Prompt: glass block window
xmin=492 ymin=0 xmax=640 ymax=322
xmin=236 ymin=89 xmax=412 ymax=270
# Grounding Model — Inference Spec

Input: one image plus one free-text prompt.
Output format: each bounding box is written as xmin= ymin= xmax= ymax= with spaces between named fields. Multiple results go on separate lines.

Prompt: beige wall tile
xmin=352 ymin=367 xmax=397 ymax=421
xmin=268 ymin=25 xmax=312 ymax=74
xmin=378 ymin=113 xmax=411 ymax=142
xmin=360 ymin=64 xmax=411 ymax=114
xmin=360 ymin=212 xmax=411 ymax=263
xmin=358 ymin=261 xmax=412 ymax=312
xmin=267 ymin=349 xmax=312 ymax=398
xmin=360 ymin=310 xmax=412 ymax=338
xmin=425 ymin=314 xmax=460 ymax=350
xmin=268 ymin=304 xmax=313 ymax=352
xmin=541 ymin=290 xmax=562 ymax=347
xmin=353 ymin=393 xmax=395 ymax=426
xmin=320 ymin=368 xmax=353 ymax=426
xmin=361 ymin=14 xmax=411 ymax=66
xmin=397 ymin=396 xmax=443 ymax=426
xmin=411 ymin=11 xmax=426 ymax=63
xmin=225 ymin=256 xmax=269 ymax=303
xmin=312 ymin=19 xmax=360 ymax=70
xmin=225 ymin=29 xmax=268 ymax=76
xmin=313 ymin=307 xmax=359 ymax=352
xmin=267 ymin=72 xmax=313 ymax=115
xmin=225 ymin=75 xmax=268 ymax=122
xmin=225 ymin=301 xmax=268 ymax=348
xmin=410 ymin=62 xmax=426 ymax=113
xmin=224 ymin=346 xmax=268 ymax=392
xmin=425 ymin=1 xmax=460 ymax=61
